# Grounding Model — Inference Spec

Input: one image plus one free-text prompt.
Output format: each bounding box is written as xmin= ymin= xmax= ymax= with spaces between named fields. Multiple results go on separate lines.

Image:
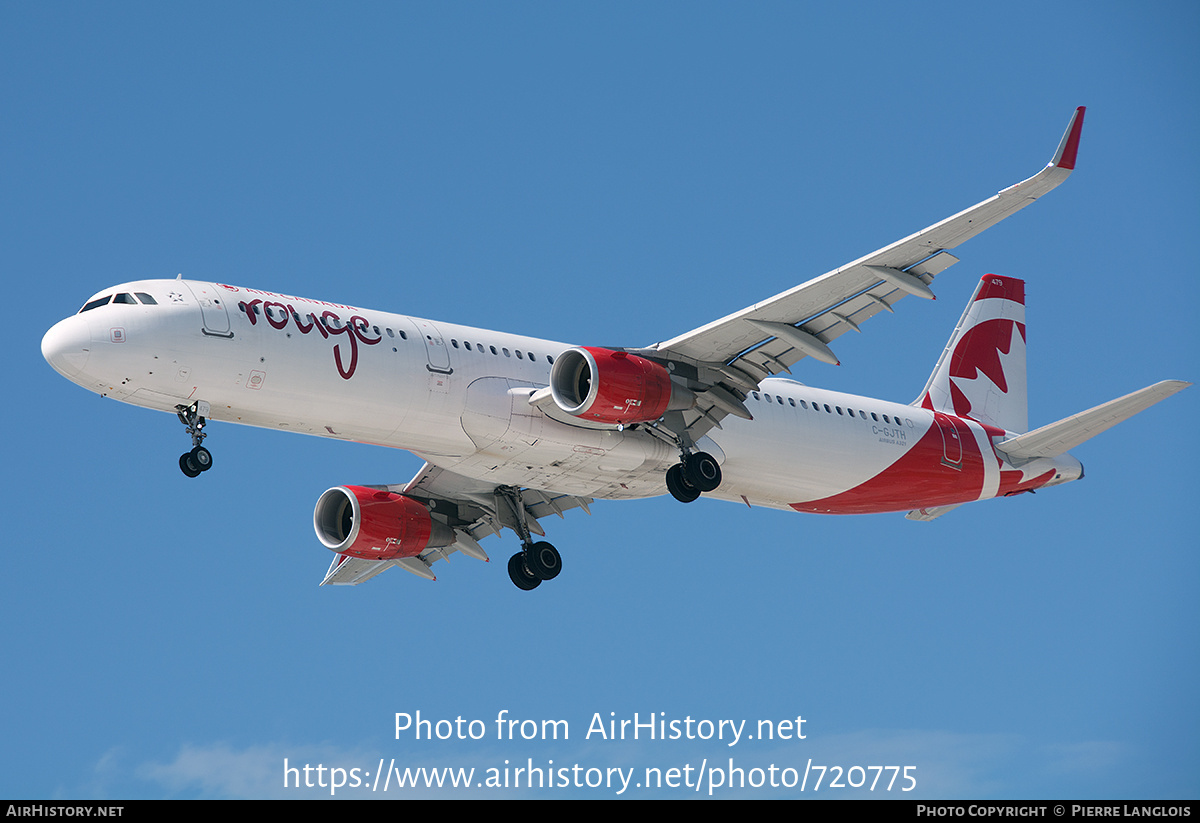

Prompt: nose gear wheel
xmin=175 ymin=402 xmax=213 ymax=477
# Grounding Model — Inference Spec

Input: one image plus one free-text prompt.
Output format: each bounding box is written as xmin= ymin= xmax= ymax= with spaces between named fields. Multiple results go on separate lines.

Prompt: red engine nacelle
xmin=549 ymin=346 xmax=682 ymax=425
xmin=313 ymin=486 xmax=454 ymax=560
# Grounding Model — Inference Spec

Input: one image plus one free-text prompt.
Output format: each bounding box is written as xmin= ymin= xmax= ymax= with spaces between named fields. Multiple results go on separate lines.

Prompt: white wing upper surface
xmin=640 ymin=108 xmax=1085 ymax=440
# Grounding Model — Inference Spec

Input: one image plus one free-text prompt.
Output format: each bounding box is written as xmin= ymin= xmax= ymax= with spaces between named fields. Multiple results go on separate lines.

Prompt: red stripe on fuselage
xmin=792 ymin=415 xmax=985 ymax=514
xmin=998 ymin=468 xmax=1056 ymax=497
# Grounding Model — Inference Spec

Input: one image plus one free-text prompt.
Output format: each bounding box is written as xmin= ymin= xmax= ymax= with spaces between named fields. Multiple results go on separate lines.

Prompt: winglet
xmin=1049 ymin=106 xmax=1085 ymax=170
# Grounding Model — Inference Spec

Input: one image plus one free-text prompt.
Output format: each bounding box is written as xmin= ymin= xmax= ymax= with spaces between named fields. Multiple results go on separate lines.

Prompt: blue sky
xmin=3 ymin=1 xmax=1197 ymax=799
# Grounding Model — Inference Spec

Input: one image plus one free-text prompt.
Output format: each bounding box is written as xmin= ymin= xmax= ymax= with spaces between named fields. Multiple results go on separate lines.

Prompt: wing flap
xmin=321 ymin=554 xmax=397 ymax=586
xmin=727 ymin=251 xmax=963 ymax=379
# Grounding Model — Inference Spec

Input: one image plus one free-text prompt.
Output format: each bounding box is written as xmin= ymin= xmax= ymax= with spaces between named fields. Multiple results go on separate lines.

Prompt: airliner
xmin=40 ymin=107 xmax=1189 ymax=590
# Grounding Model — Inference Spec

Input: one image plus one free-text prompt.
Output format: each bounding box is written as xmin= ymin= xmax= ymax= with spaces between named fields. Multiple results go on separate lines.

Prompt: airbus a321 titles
xmin=41 ymin=107 xmax=1189 ymax=590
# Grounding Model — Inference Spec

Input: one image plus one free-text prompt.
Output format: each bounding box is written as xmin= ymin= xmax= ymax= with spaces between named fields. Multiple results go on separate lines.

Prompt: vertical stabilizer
xmin=916 ymin=274 xmax=1028 ymax=433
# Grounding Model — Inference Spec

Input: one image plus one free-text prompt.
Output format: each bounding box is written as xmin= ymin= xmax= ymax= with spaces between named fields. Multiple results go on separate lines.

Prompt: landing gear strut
xmin=176 ymin=401 xmax=213 ymax=478
xmin=497 ymin=486 xmax=563 ymax=591
xmin=666 ymin=450 xmax=721 ymax=503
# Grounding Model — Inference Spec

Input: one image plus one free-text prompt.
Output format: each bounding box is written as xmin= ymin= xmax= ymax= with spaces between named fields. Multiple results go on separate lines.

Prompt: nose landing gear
xmin=176 ymin=401 xmax=213 ymax=478
xmin=178 ymin=447 xmax=212 ymax=477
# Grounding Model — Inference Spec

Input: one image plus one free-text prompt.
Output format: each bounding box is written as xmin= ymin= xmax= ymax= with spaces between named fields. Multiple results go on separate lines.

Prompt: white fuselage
xmin=41 ymin=279 xmax=1082 ymax=515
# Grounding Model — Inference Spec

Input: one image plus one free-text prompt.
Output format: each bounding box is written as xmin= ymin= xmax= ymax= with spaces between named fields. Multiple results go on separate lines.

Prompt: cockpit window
xmin=79 ymin=295 xmax=112 ymax=313
xmin=135 ymin=293 xmax=157 ymax=305
xmin=113 ymin=293 xmax=137 ymax=304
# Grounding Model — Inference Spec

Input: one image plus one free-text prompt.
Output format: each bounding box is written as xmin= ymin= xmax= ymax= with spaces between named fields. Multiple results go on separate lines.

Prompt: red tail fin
xmin=916 ymin=275 xmax=1028 ymax=433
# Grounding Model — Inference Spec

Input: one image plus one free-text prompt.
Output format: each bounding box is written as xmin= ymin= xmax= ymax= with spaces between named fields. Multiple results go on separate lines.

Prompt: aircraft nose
xmin=41 ymin=316 xmax=91 ymax=378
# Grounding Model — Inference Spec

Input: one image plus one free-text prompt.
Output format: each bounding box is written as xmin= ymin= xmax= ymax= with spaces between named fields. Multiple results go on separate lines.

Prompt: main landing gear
xmin=507 ymin=542 xmax=562 ymax=591
xmin=666 ymin=450 xmax=721 ymax=504
xmin=176 ymin=401 xmax=213 ymax=478
xmin=497 ymin=485 xmax=563 ymax=591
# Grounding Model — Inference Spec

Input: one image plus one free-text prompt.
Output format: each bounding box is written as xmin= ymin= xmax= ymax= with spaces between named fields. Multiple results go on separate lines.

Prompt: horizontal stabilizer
xmin=995 ymin=380 xmax=1190 ymax=461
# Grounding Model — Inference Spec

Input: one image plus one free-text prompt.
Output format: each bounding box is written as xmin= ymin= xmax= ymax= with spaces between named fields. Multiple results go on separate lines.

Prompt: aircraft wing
xmin=319 ymin=462 xmax=593 ymax=586
xmin=636 ymin=108 xmax=1085 ymax=442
